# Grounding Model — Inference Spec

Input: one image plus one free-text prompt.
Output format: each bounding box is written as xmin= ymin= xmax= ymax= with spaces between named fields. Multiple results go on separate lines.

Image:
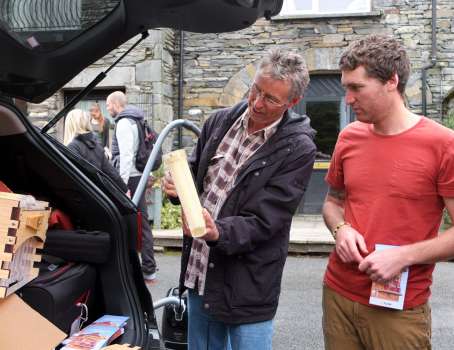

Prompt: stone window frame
xmin=64 ymin=88 xmax=125 ymax=124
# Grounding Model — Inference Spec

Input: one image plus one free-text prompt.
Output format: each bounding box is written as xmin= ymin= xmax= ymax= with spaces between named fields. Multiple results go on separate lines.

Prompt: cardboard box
xmin=0 ymin=293 xmax=66 ymax=349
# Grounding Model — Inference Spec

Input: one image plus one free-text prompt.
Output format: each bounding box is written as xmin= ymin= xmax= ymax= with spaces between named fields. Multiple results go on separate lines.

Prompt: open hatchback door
xmin=0 ymin=0 xmax=283 ymax=349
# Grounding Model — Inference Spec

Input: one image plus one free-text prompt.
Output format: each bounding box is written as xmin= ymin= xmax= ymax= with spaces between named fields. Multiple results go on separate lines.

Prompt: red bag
xmin=0 ymin=181 xmax=12 ymax=192
xmin=48 ymin=209 xmax=74 ymax=230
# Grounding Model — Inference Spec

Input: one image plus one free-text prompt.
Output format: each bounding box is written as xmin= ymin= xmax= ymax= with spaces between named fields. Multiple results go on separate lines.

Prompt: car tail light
xmin=136 ymin=212 xmax=143 ymax=251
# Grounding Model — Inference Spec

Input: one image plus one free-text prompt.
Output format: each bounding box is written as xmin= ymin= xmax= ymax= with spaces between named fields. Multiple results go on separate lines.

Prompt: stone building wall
xmin=176 ymin=0 xmax=454 ymax=126
xmin=28 ymin=1 xmax=454 ymax=141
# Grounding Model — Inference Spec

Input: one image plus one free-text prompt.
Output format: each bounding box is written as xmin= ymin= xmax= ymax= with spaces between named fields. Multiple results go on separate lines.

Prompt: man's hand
xmin=335 ymin=225 xmax=368 ymax=264
xmin=359 ymin=246 xmax=410 ymax=282
xmin=161 ymin=171 xmax=178 ymax=198
xmin=181 ymin=208 xmax=219 ymax=242
xmin=323 ymin=188 xmax=367 ymax=264
xmin=200 ymin=208 xmax=219 ymax=242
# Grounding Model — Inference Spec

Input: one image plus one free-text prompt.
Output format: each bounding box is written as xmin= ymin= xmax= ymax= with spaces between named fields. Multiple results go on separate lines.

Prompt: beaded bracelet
xmin=332 ymin=221 xmax=350 ymax=239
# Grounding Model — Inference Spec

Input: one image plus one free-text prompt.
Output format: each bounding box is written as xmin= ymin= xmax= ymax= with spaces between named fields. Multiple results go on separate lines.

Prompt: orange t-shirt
xmin=324 ymin=117 xmax=454 ymax=309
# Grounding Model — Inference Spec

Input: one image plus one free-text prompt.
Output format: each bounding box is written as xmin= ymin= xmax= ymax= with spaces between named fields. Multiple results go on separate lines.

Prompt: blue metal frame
xmin=132 ymin=119 xmax=201 ymax=206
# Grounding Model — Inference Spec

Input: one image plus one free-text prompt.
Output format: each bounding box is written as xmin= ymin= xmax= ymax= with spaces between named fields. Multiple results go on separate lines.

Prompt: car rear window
xmin=0 ymin=0 xmax=120 ymax=52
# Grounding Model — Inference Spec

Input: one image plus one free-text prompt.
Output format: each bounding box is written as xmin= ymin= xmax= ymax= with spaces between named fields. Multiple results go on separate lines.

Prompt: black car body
xmin=0 ymin=0 xmax=282 ymax=349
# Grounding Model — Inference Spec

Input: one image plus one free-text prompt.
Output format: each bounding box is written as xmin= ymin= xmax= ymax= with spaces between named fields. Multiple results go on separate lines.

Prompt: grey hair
xmin=257 ymin=49 xmax=310 ymax=100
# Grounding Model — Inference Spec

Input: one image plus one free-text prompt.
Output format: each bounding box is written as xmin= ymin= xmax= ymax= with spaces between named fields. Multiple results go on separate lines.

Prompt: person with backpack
xmin=106 ymin=91 xmax=160 ymax=284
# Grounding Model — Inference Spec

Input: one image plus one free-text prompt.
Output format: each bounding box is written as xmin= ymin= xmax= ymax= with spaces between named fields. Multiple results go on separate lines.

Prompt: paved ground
xmin=148 ymin=252 xmax=454 ymax=350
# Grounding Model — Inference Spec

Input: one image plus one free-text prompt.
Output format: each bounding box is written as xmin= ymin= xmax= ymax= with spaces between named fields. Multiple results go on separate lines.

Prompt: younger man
xmin=322 ymin=35 xmax=454 ymax=350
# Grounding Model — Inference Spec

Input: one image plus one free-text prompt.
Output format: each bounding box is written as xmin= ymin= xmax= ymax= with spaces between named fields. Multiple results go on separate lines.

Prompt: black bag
xmin=42 ymin=229 xmax=111 ymax=264
xmin=114 ymin=116 xmax=162 ymax=172
xmin=134 ymin=118 xmax=162 ymax=172
xmin=161 ymin=287 xmax=188 ymax=350
xmin=18 ymin=263 xmax=97 ymax=334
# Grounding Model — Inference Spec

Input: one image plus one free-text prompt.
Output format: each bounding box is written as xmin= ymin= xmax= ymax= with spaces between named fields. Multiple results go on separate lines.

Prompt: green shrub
xmin=442 ymin=209 xmax=452 ymax=230
xmin=152 ymin=164 xmax=165 ymax=181
xmin=443 ymin=112 xmax=454 ymax=130
xmin=151 ymin=164 xmax=182 ymax=229
xmin=160 ymin=197 xmax=182 ymax=229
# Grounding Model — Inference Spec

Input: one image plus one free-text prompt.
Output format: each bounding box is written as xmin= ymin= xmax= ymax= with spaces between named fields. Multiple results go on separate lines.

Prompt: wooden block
xmin=163 ymin=149 xmax=206 ymax=237
xmin=0 ymin=220 xmax=18 ymax=231
xmin=0 ymin=240 xmax=40 ymax=296
xmin=0 ymin=208 xmax=14 ymax=216
xmin=26 ymin=214 xmax=42 ymax=230
xmin=32 ymin=254 xmax=42 ymax=262
xmin=0 ymin=193 xmax=51 ymax=298
xmin=0 ymin=192 xmax=21 ymax=201
xmin=0 ymin=252 xmax=13 ymax=262
xmin=0 ymin=235 xmax=16 ymax=246
xmin=15 ymin=210 xmax=50 ymax=251
xmin=0 ymin=198 xmax=19 ymax=208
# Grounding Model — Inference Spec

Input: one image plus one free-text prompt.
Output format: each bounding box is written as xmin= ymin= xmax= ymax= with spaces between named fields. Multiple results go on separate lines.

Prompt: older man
xmin=163 ymin=49 xmax=316 ymax=350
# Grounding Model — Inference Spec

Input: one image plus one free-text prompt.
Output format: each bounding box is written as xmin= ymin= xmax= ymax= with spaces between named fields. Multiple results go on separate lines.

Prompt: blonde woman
xmin=64 ymin=109 xmax=126 ymax=192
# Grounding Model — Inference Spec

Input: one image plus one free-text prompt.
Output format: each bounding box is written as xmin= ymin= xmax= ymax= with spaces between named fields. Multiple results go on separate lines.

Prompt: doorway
xmin=294 ymin=74 xmax=353 ymax=214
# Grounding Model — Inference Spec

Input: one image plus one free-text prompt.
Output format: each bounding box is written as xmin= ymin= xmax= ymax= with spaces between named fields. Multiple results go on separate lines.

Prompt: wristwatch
xmin=332 ymin=221 xmax=350 ymax=239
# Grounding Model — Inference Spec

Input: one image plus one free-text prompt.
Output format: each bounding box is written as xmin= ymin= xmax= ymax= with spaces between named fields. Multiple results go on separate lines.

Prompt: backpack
xmin=114 ymin=116 xmax=162 ymax=173
xmin=134 ymin=118 xmax=162 ymax=172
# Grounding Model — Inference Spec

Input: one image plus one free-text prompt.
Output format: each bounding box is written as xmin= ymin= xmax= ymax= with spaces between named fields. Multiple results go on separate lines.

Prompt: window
xmin=0 ymin=0 xmax=120 ymax=52
xmin=64 ymin=89 xmax=123 ymax=125
xmin=62 ymin=88 xmax=125 ymax=145
xmin=63 ymin=88 xmax=153 ymax=140
xmin=279 ymin=0 xmax=371 ymax=16
xmin=293 ymin=74 xmax=353 ymax=159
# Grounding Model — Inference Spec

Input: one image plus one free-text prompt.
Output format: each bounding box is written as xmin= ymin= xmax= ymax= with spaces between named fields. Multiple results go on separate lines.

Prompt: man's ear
xmin=386 ymin=73 xmax=399 ymax=92
xmin=288 ymin=95 xmax=302 ymax=109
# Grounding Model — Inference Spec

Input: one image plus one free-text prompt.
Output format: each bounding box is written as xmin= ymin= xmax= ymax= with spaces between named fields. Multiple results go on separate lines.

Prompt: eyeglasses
xmin=249 ymin=84 xmax=287 ymax=108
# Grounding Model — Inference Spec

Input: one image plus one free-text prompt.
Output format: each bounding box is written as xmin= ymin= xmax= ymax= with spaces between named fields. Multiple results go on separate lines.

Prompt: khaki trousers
xmin=322 ymin=285 xmax=431 ymax=350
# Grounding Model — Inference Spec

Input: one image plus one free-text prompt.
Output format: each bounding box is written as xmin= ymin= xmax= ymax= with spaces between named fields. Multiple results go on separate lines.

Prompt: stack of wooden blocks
xmin=0 ymin=191 xmax=51 ymax=298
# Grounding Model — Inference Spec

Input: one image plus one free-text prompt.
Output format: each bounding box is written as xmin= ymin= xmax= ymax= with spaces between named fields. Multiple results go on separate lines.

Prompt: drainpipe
xmin=177 ymin=30 xmax=184 ymax=148
xmin=421 ymin=0 xmax=437 ymax=116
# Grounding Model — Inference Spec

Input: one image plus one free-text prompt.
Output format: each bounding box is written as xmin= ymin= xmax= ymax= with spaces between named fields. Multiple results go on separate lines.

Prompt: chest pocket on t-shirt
xmin=389 ymin=161 xmax=435 ymax=199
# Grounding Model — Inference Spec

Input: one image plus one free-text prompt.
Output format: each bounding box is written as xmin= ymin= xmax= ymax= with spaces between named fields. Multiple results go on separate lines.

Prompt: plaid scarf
xmin=184 ymin=109 xmax=281 ymax=295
